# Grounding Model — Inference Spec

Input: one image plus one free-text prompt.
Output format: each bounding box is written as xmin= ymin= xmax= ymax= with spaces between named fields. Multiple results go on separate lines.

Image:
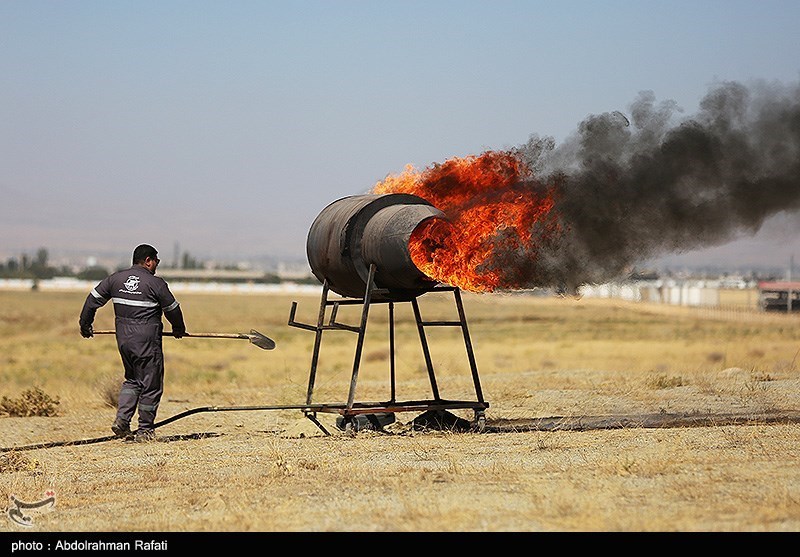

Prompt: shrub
xmin=648 ymin=374 xmax=686 ymax=389
xmin=0 ymin=451 xmax=42 ymax=473
xmin=0 ymin=387 xmax=61 ymax=417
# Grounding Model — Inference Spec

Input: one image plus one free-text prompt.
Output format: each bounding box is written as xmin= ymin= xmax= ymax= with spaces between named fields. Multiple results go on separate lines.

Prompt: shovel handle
xmin=90 ymin=329 xmax=275 ymax=350
xmin=93 ymin=330 xmax=242 ymax=339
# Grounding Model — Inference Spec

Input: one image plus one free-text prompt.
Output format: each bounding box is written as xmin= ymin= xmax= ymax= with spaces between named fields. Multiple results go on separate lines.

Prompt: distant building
xmin=757 ymin=281 xmax=800 ymax=312
xmin=157 ymin=269 xmax=269 ymax=281
xmin=579 ymin=277 xmax=761 ymax=310
xmin=277 ymin=261 xmax=313 ymax=281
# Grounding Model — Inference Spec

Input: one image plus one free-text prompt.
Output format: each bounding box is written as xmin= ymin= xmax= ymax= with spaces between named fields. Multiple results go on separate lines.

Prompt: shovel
xmin=92 ymin=329 xmax=276 ymax=350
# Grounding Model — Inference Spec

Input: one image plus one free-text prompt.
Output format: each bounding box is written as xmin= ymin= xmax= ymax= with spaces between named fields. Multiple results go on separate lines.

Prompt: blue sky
xmin=2 ymin=0 xmax=799 ymax=272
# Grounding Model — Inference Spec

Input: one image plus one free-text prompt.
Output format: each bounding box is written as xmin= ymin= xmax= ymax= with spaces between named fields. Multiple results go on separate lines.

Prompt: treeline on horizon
xmin=0 ymin=248 xmax=91 ymax=280
xmin=0 ymin=247 xmax=319 ymax=285
xmin=0 ymin=247 xmax=789 ymax=285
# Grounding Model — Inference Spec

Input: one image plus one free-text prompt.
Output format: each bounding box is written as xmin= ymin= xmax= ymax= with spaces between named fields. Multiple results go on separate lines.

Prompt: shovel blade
xmin=249 ymin=329 xmax=276 ymax=350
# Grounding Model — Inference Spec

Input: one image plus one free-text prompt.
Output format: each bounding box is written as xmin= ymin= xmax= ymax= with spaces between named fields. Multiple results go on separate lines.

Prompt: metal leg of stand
xmin=454 ymin=288 xmax=485 ymax=403
xmin=305 ymin=413 xmax=331 ymax=436
xmin=305 ymin=281 xmax=330 ymax=406
xmin=411 ymin=297 xmax=441 ymax=400
xmin=346 ymin=264 xmax=376 ymax=410
xmin=389 ymin=301 xmax=396 ymax=404
xmin=288 ymin=276 xmax=490 ymax=429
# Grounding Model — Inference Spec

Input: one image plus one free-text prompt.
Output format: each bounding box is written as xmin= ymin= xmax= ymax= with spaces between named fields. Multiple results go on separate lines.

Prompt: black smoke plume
xmin=507 ymin=79 xmax=800 ymax=291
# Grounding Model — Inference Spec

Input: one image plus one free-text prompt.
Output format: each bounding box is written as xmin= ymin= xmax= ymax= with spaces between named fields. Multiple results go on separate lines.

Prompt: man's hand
xmin=172 ymin=327 xmax=186 ymax=339
xmin=80 ymin=324 xmax=93 ymax=338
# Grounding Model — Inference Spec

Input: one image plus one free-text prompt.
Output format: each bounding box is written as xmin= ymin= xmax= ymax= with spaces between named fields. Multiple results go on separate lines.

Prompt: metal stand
xmin=288 ymin=264 xmax=488 ymax=432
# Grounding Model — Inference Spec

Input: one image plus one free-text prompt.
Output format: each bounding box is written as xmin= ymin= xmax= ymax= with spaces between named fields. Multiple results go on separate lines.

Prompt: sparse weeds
xmin=96 ymin=374 xmax=120 ymax=408
xmin=616 ymin=456 xmax=639 ymax=476
xmin=297 ymin=458 xmax=319 ymax=471
xmin=445 ymin=456 xmax=462 ymax=476
xmin=717 ymin=426 xmax=744 ymax=446
xmin=647 ymin=374 xmax=686 ymax=390
xmin=273 ymin=455 xmax=294 ymax=477
xmin=534 ymin=433 xmax=553 ymax=451
xmin=143 ymin=458 xmax=170 ymax=482
xmin=0 ymin=387 xmax=60 ymax=417
xmin=0 ymin=451 xmax=43 ymax=474
xmin=743 ymin=378 xmax=769 ymax=393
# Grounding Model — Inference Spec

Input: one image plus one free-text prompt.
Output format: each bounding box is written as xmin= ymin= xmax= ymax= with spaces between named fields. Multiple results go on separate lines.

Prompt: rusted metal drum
xmin=306 ymin=193 xmax=446 ymax=300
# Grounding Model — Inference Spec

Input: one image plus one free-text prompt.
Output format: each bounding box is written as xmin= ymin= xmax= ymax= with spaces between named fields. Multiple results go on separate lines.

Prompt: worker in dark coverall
xmin=79 ymin=244 xmax=186 ymax=443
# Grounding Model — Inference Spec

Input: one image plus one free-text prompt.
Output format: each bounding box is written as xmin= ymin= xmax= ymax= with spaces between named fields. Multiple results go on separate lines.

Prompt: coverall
xmin=79 ymin=266 xmax=186 ymax=432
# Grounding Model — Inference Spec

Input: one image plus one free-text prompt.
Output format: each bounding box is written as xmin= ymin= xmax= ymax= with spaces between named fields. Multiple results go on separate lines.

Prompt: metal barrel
xmin=306 ymin=193 xmax=446 ymax=300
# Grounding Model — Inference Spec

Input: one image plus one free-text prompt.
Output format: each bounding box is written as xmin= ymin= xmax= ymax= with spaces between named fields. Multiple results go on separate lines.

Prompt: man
xmin=79 ymin=244 xmax=186 ymax=443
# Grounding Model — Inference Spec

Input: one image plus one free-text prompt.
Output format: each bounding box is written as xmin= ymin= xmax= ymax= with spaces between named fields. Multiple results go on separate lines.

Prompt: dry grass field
xmin=1 ymin=287 xmax=800 ymax=532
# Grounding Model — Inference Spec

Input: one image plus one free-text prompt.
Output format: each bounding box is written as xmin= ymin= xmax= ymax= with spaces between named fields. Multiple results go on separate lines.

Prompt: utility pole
xmin=789 ymin=254 xmax=794 ymax=314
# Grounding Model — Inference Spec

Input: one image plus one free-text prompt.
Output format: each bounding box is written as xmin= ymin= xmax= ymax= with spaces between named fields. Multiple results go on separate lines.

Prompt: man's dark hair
xmin=132 ymin=244 xmax=158 ymax=265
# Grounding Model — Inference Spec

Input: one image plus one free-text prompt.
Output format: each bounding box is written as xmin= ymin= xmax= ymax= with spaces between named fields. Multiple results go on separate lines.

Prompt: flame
xmin=372 ymin=151 xmax=561 ymax=292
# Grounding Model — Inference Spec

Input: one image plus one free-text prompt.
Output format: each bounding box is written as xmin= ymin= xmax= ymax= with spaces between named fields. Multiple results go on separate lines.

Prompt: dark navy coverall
xmin=79 ymin=266 xmax=186 ymax=432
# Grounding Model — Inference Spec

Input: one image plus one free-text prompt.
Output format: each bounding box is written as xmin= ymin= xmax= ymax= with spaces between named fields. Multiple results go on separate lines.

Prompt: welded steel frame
xmin=288 ymin=263 xmax=488 ymax=430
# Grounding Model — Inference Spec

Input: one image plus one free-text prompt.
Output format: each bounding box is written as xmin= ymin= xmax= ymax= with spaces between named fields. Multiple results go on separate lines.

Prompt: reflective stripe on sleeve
xmin=163 ymin=300 xmax=180 ymax=312
xmin=111 ymin=297 xmax=160 ymax=308
xmin=90 ymin=288 xmax=107 ymax=301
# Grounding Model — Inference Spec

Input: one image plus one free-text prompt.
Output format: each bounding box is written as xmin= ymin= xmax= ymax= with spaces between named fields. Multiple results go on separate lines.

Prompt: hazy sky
xmin=2 ymin=0 xmax=799 ymax=272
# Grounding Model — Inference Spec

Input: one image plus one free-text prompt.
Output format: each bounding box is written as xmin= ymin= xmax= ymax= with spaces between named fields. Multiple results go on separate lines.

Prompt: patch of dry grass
xmin=1 ymin=289 xmax=800 ymax=531
xmin=0 ymin=387 xmax=61 ymax=417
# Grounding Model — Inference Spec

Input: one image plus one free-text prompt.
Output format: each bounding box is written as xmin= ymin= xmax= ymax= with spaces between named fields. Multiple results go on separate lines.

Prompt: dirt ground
xmin=2 ymin=291 xmax=800 ymax=534
xmin=2 ymin=374 xmax=800 ymax=533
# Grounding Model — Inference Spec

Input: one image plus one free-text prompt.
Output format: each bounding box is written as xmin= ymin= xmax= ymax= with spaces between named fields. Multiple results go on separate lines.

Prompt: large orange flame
xmin=372 ymin=151 xmax=561 ymax=292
